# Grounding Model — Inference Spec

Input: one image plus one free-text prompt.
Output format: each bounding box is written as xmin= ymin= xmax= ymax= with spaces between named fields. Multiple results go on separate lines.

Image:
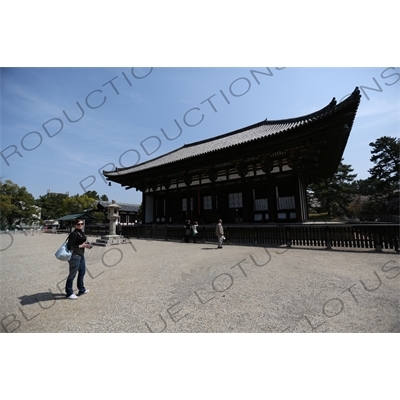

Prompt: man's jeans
xmin=66 ymin=254 xmax=86 ymax=297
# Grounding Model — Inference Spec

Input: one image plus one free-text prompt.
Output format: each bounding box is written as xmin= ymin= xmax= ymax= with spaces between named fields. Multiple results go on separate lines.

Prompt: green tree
xmin=367 ymin=136 xmax=399 ymax=214
xmin=137 ymin=203 xmax=143 ymax=221
xmin=308 ymin=160 xmax=357 ymax=217
xmin=36 ymin=192 xmax=69 ymax=221
xmin=90 ymin=211 xmax=107 ymax=223
xmin=84 ymin=191 xmax=109 ymax=202
xmin=0 ymin=191 xmax=13 ymax=226
xmin=352 ymin=178 xmax=380 ymax=196
xmin=0 ymin=180 xmax=38 ymax=227
xmin=60 ymin=194 xmax=97 ymax=215
xmin=343 ymin=137 xmax=400 ymax=219
xmin=368 ymin=136 xmax=399 ymax=191
xmin=85 ymin=190 xmax=100 ymax=200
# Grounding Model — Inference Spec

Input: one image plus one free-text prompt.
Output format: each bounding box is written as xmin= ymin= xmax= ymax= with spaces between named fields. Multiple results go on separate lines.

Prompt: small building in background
xmin=96 ymin=201 xmax=141 ymax=225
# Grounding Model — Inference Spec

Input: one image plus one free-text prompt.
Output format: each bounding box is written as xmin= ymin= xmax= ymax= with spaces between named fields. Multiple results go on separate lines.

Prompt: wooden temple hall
xmin=104 ymin=88 xmax=361 ymax=224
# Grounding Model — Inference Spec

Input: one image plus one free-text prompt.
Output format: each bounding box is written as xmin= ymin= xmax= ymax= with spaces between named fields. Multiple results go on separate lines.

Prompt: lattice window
xmin=182 ymin=198 xmax=193 ymax=211
xmin=277 ymin=196 xmax=295 ymax=210
xmin=254 ymin=198 xmax=268 ymax=211
xmin=229 ymin=193 xmax=243 ymax=208
xmin=203 ymin=195 xmax=212 ymax=210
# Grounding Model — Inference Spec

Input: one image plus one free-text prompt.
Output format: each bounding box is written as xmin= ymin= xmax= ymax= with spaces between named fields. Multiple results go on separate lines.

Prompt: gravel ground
xmin=1 ymin=231 xmax=399 ymax=333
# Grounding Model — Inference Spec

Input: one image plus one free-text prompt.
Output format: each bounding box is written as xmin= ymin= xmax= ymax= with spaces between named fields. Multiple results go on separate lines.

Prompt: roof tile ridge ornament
xmin=339 ymin=86 xmax=362 ymax=108
xmin=329 ymin=87 xmax=361 ymax=129
xmin=326 ymin=97 xmax=337 ymax=114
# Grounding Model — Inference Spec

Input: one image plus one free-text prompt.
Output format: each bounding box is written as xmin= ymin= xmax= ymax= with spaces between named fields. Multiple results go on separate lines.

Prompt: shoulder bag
xmin=55 ymin=234 xmax=73 ymax=261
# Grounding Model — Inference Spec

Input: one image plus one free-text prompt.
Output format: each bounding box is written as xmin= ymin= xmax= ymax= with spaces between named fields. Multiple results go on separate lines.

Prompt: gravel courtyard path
xmin=1 ymin=232 xmax=399 ymax=333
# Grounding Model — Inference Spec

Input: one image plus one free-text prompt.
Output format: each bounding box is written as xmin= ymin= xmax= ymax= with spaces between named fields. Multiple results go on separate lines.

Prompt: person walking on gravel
xmin=215 ymin=219 xmax=224 ymax=249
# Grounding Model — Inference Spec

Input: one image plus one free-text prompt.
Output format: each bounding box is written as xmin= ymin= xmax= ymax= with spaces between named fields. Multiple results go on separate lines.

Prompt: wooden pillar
xmin=186 ymin=188 xmax=191 ymax=221
xmin=183 ymin=174 xmax=192 ymax=221
xmin=150 ymin=181 xmax=158 ymax=224
xmin=211 ymin=182 xmax=217 ymax=222
xmin=237 ymin=162 xmax=249 ymax=223
xmin=269 ymin=176 xmax=278 ymax=223
xmin=163 ymin=178 xmax=171 ymax=223
xmin=241 ymin=177 xmax=249 ymax=223
xmin=294 ymin=176 xmax=308 ymax=222
xmin=152 ymin=191 xmax=157 ymax=223
xmin=143 ymin=192 xmax=154 ymax=224
xmin=293 ymin=175 xmax=302 ymax=222
xmin=207 ymin=168 xmax=218 ymax=222
xmin=165 ymin=189 xmax=170 ymax=224
xmin=197 ymin=188 xmax=201 ymax=221
xmin=141 ymin=192 xmax=146 ymax=224
xmin=299 ymin=178 xmax=309 ymax=222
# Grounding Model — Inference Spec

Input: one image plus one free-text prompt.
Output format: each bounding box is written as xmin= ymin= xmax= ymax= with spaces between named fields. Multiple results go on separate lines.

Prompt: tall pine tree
xmin=366 ymin=136 xmax=399 ymax=214
xmin=308 ymin=160 xmax=357 ymax=217
xmin=368 ymin=136 xmax=399 ymax=190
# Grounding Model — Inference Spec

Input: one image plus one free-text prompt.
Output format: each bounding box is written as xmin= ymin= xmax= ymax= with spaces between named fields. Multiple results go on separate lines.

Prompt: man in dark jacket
xmin=65 ymin=219 xmax=92 ymax=299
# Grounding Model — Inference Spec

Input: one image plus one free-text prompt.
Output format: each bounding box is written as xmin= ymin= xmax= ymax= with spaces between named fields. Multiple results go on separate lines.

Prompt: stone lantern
xmin=107 ymin=199 xmax=121 ymax=236
xmin=93 ymin=199 xmax=125 ymax=246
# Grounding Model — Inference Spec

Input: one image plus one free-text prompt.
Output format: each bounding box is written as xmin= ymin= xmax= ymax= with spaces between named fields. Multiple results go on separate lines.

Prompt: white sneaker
xmin=67 ymin=294 xmax=78 ymax=300
xmin=78 ymin=289 xmax=89 ymax=296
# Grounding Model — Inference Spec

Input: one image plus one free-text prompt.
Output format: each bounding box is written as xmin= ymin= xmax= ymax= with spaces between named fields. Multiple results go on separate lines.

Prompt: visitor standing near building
xmin=215 ymin=219 xmax=224 ymax=249
xmin=192 ymin=221 xmax=198 ymax=243
xmin=117 ymin=222 xmax=122 ymax=236
xmin=65 ymin=219 xmax=91 ymax=300
xmin=184 ymin=220 xmax=192 ymax=243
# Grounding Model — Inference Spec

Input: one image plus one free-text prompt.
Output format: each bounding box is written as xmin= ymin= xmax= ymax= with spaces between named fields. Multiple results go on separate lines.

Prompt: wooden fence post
xmin=374 ymin=227 xmax=383 ymax=253
xmin=325 ymin=226 xmax=332 ymax=250
xmin=285 ymin=226 xmax=291 ymax=247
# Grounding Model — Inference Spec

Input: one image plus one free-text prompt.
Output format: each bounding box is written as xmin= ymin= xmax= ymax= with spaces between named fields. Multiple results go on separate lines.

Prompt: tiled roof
xmin=104 ymin=88 xmax=360 ymax=178
xmin=98 ymin=201 xmax=140 ymax=212
xmin=56 ymin=213 xmax=94 ymax=221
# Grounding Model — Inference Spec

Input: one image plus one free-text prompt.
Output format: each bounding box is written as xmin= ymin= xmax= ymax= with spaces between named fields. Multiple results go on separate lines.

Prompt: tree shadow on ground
xmin=19 ymin=292 xmax=65 ymax=305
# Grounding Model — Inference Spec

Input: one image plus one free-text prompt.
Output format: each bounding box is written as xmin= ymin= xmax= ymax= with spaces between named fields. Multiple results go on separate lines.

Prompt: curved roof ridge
xmin=180 ymin=95 xmax=339 ymax=150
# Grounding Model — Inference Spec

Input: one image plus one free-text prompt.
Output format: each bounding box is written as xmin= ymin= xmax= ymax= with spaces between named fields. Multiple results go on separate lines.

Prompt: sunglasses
xmin=76 ymin=223 xmax=84 ymax=226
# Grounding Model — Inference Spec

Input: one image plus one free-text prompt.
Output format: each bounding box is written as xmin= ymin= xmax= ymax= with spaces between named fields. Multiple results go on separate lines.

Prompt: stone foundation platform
xmin=92 ymin=235 xmax=130 ymax=247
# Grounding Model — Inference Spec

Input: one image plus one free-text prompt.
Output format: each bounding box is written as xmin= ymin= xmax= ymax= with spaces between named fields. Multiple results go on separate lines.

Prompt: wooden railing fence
xmin=115 ymin=224 xmax=399 ymax=253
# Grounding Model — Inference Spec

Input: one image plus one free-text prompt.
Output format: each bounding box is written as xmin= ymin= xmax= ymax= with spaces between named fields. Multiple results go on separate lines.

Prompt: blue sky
xmin=1 ymin=67 xmax=399 ymax=204
xmin=1 ymin=2 xmax=398 ymax=394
